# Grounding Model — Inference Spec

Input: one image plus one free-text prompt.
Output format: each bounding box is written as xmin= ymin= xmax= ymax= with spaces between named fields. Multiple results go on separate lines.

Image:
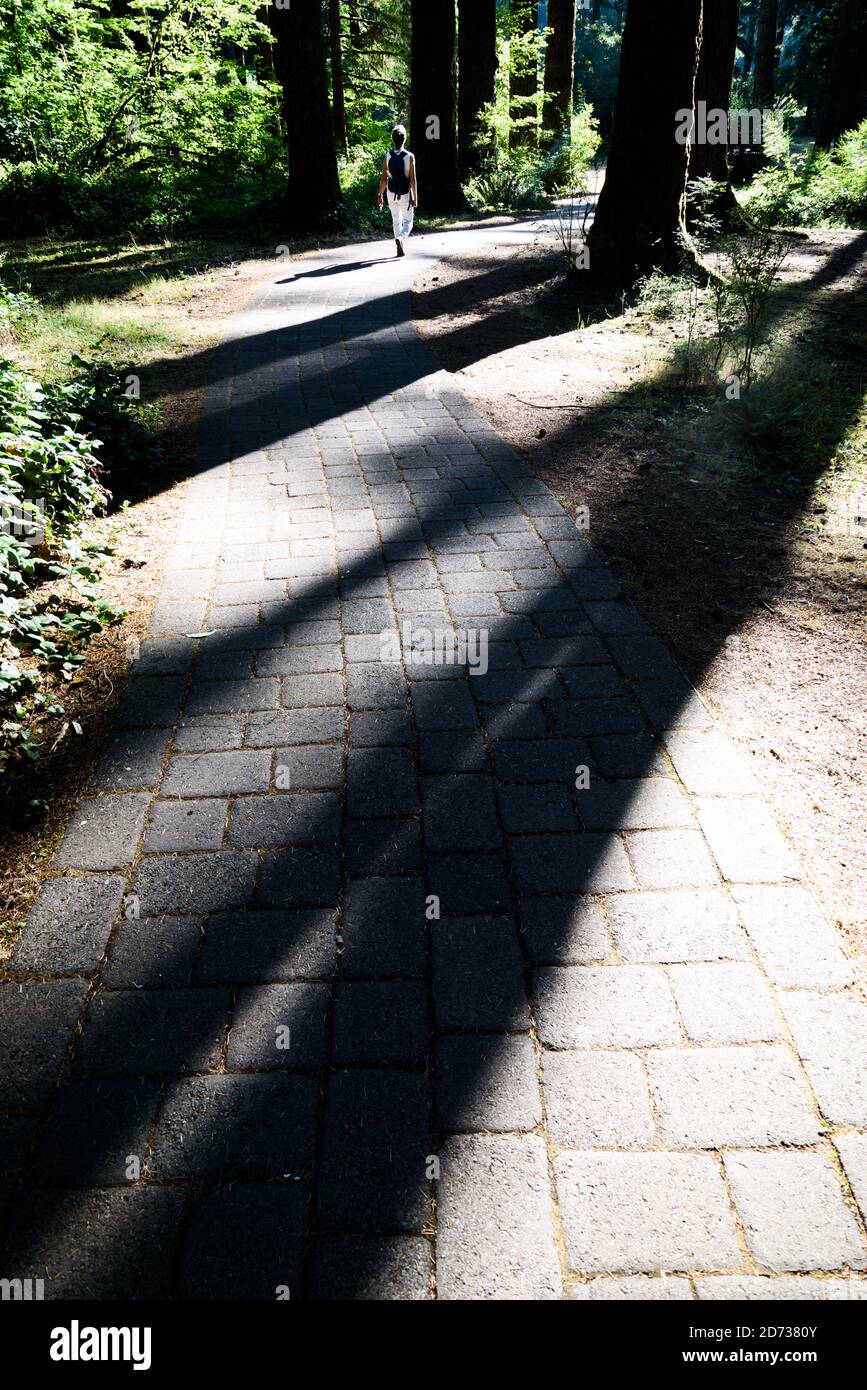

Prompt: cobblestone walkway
xmin=2 ymin=224 xmax=866 ymax=1300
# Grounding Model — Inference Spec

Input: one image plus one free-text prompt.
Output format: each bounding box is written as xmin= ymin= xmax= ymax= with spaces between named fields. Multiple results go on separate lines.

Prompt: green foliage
xmin=630 ymin=207 xmax=864 ymax=483
xmin=638 ymin=213 xmax=794 ymax=394
xmin=635 ymin=272 xmax=701 ymax=322
xmin=338 ymin=146 xmax=390 ymax=233
xmin=467 ymin=99 xmax=601 ymax=218
xmin=42 ymin=356 xmax=165 ymax=489
xmin=744 ymin=120 xmax=867 ymax=228
xmin=0 ymin=0 xmax=284 ymax=237
xmin=0 ymin=274 xmax=38 ymax=341
xmin=540 ymin=106 xmax=602 ymax=193
xmin=0 ymin=351 xmax=143 ymax=771
xmin=338 ymin=0 xmax=410 ymax=149
xmin=506 ymin=7 xmax=549 ymax=147
xmin=573 ymin=10 xmax=623 ymax=142
xmin=772 ymin=0 xmax=845 ymax=132
xmin=465 ymin=147 xmax=548 ymax=212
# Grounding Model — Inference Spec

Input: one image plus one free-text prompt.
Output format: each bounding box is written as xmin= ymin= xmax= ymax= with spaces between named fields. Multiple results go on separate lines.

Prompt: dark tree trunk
xmin=510 ymin=0 xmax=538 ymax=148
xmin=591 ymin=0 xmax=602 ymax=20
xmin=544 ymin=0 xmax=577 ymax=136
xmin=329 ymin=0 xmax=349 ymax=158
xmin=458 ymin=0 xmax=497 ymax=176
xmin=815 ymin=0 xmax=867 ymax=148
xmin=270 ymin=0 xmax=343 ymax=231
xmin=688 ymin=0 xmax=741 ymax=223
xmin=752 ymin=0 xmax=778 ymax=108
xmin=411 ymin=0 xmax=466 ymax=210
xmin=587 ymin=0 xmax=704 ymax=289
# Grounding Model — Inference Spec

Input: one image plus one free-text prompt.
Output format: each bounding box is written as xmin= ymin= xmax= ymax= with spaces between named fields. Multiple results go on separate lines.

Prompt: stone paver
xmin=569 ymin=1276 xmax=693 ymax=1300
xmin=12 ymin=875 xmax=126 ymax=973
xmin=3 ymin=219 xmax=862 ymax=1300
xmin=606 ymin=889 xmax=746 ymax=962
xmin=555 ymin=1152 xmax=741 ymax=1274
xmin=781 ymin=992 xmax=867 ymax=1126
xmin=666 ymin=962 xmax=782 ymax=1043
xmin=437 ymin=1135 xmax=562 ymax=1300
xmin=534 ymin=965 xmax=681 ymax=1048
xmin=733 ymin=885 xmax=854 ymax=988
xmin=724 ymin=1152 xmax=867 ymax=1272
xmin=543 ymin=1051 xmax=656 ymax=1148
xmin=835 ymin=1132 xmax=867 ymax=1225
xmin=696 ymin=1276 xmax=867 ymax=1300
xmin=53 ymin=793 xmax=150 ymax=870
xmin=647 ymin=1046 xmax=818 ymax=1148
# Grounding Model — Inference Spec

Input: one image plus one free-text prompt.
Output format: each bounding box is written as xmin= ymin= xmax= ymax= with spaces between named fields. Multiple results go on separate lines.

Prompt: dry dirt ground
xmin=413 ymin=224 xmax=867 ymax=973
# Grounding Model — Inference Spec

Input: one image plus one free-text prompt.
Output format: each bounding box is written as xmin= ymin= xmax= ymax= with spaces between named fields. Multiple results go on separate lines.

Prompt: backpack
xmin=387 ymin=149 xmax=411 ymax=196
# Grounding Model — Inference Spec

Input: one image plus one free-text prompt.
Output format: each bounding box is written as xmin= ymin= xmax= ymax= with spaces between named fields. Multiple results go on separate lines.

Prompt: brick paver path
xmin=2 ymin=224 xmax=866 ymax=1300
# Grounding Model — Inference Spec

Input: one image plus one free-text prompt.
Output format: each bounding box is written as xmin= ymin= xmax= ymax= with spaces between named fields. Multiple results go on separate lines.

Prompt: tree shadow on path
xmin=1 ymin=220 xmax=860 ymax=1300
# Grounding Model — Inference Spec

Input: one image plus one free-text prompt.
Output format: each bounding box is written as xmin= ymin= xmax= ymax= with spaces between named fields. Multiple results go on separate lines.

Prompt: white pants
xmin=388 ymin=191 xmax=414 ymax=242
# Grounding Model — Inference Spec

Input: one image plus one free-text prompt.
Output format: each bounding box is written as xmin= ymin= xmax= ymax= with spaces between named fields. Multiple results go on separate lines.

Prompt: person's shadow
xmin=280 ymin=258 xmax=396 ymax=282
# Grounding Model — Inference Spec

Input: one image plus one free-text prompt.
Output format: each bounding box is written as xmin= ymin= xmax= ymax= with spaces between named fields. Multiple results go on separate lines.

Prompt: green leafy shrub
xmin=540 ymin=106 xmax=602 ymax=194
xmin=338 ymin=147 xmax=385 ymax=233
xmin=0 ymin=358 xmax=129 ymax=774
xmin=465 ymin=147 xmax=548 ymax=212
xmin=635 ymin=272 xmax=700 ymax=322
xmin=0 ymin=275 xmax=38 ymax=342
xmin=744 ymin=120 xmax=867 ymax=228
xmin=0 ymin=0 xmax=285 ymax=239
xmin=0 ymin=157 xmax=285 ymax=240
xmin=42 ymin=356 xmax=165 ymax=490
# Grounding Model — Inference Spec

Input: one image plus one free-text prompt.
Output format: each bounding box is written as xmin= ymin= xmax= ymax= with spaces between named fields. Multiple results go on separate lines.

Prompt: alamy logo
xmin=380 ymin=621 xmax=489 ymax=674
xmin=1 ymin=496 xmax=45 ymax=545
xmin=0 ymin=1276 xmax=44 ymax=1300
xmin=675 ymin=101 xmax=774 ymax=147
xmin=50 ymin=1321 xmax=152 ymax=1372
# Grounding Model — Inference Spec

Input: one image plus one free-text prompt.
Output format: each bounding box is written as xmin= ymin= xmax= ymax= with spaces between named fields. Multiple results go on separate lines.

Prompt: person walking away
xmin=377 ymin=125 xmax=418 ymax=257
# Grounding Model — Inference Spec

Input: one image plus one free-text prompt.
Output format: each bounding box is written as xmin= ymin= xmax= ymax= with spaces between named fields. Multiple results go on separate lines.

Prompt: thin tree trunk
xmin=587 ymin=0 xmax=704 ymax=289
xmin=411 ymin=0 xmax=465 ymax=210
xmin=329 ymin=0 xmax=349 ymax=158
xmin=458 ymin=0 xmax=497 ymax=177
xmin=688 ymin=0 xmax=741 ymax=224
xmin=270 ymin=0 xmax=343 ymax=231
xmin=814 ymin=0 xmax=867 ymax=148
xmin=510 ymin=0 xmax=538 ymax=148
xmin=544 ymin=0 xmax=577 ymax=136
xmin=753 ymin=0 xmax=778 ymax=108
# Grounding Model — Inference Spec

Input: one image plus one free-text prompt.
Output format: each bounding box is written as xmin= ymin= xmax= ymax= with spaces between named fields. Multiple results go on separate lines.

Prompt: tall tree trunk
xmin=544 ymin=0 xmax=577 ymax=136
xmin=814 ymin=0 xmax=867 ymax=148
xmin=328 ymin=0 xmax=349 ymax=158
xmin=411 ymin=0 xmax=465 ymax=210
xmin=510 ymin=0 xmax=538 ymax=148
xmin=587 ymin=0 xmax=704 ymax=289
xmin=270 ymin=0 xmax=343 ymax=231
xmin=688 ymin=0 xmax=741 ymax=224
xmin=752 ymin=0 xmax=778 ymax=108
xmin=458 ymin=0 xmax=497 ymax=177
xmin=591 ymin=0 xmax=602 ymax=20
